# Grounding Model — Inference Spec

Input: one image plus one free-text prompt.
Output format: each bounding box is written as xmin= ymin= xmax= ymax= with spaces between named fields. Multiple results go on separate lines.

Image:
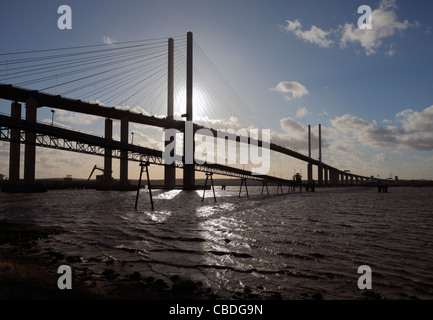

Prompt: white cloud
xmin=114 ymin=105 xmax=151 ymax=116
xmin=319 ymin=110 xmax=329 ymax=117
xmin=414 ymin=155 xmax=433 ymax=163
xmin=281 ymin=0 xmax=417 ymax=56
xmin=386 ymin=44 xmax=397 ymax=57
xmin=271 ymin=117 xmax=312 ymax=152
xmin=130 ymin=106 xmax=151 ymax=116
xmin=322 ymin=105 xmax=433 ymax=152
xmin=55 ymin=110 xmax=98 ymax=125
xmin=195 ymin=116 xmax=243 ymax=131
xmin=269 ymin=104 xmax=433 ymax=178
xmin=131 ymin=130 xmax=162 ymax=150
xmin=396 ymin=105 xmax=433 ymax=133
xmin=103 ymin=36 xmax=116 ymax=45
xmin=340 ymin=0 xmax=411 ymax=56
xmin=280 ymin=117 xmax=307 ymax=135
xmin=271 ymin=81 xmax=309 ymax=101
xmin=296 ymin=106 xmax=310 ymax=118
xmin=90 ymin=99 xmax=106 ymax=106
xmin=329 ymin=113 xmax=400 ymax=148
xmin=41 ymin=118 xmax=72 ymax=129
xmin=372 ymin=152 xmax=389 ymax=165
xmin=270 ymin=108 xmax=433 ymax=179
xmin=280 ymin=19 xmax=334 ymax=48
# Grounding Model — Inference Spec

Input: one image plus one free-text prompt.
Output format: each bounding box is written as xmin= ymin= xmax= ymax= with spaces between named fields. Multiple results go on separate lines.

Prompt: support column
xmin=24 ymin=98 xmax=37 ymax=185
xmin=324 ymin=168 xmax=328 ymax=185
xmin=9 ymin=102 xmax=21 ymax=185
xmin=183 ymin=31 xmax=195 ymax=190
xmin=307 ymin=163 xmax=313 ymax=184
xmin=330 ymin=170 xmax=335 ymax=185
xmin=104 ymin=118 xmax=113 ymax=186
xmin=164 ymin=37 xmax=176 ymax=189
xmin=334 ymin=170 xmax=339 ymax=185
xmin=317 ymin=124 xmax=323 ymax=185
xmin=120 ymin=116 xmax=129 ymax=186
xmin=307 ymin=125 xmax=313 ymax=184
xmin=317 ymin=165 xmax=323 ymax=185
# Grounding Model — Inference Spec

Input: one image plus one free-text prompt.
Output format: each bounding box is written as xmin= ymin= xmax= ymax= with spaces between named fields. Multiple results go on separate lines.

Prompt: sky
xmin=1 ymin=0 xmax=433 ymax=181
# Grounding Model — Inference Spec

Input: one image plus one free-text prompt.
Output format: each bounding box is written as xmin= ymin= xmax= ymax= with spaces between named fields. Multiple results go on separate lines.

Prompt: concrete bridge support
xmin=307 ymin=125 xmax=313 ymax=184
xmin=120 ymin=116 xmax=129 ymax=186
xmin=307 ymin=163 xmax=313 ymax=184
xmin=317 ymin=124 xmax=323 ymax=185
xmin=24 ymin=98 xmax=37 ymax=185
xmin=164 ymin=37 xmax=176 ymax=189
xmin=317 ymin=164 xmax=323 ymax=185
xmin=183 ymin=31 xmax=195 ymax=190
xmin=331 ymin=171 xmax=336 ymax=185
xmin=324 ymin=168 xmax=328 ymax=185
xmin=104 ymin=118 xmax=113 ymax=185
xmin=9 ymin=102 xmax=21 ymax=184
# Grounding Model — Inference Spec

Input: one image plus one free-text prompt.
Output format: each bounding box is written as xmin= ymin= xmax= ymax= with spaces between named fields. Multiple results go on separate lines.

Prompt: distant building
xmin=395 ymin=176 xmax=399 ymax=182
xmin=64 ymin=175 xmax=72 ymax=182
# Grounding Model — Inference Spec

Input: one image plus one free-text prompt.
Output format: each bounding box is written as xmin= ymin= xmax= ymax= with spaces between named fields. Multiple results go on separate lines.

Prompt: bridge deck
xmin=0 ymin=114 xmax=297 ymax=186
xmin=0 ymin=84 xmax=369 ymax=181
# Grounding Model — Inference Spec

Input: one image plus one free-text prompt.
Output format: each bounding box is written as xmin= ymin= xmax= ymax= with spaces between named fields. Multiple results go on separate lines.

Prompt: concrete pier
xmin=104 ymin=118 xmax=113 ymax=185
xmin=9 ymin=102 xmax=21 ymax=184
xmin=307 ymin=125 xmax=313 ymax=184
xmin=317 ymin=124 xmax=323 ymax=185
xmin=120 ymin=116 xmax=129 ymax=186
xmin=24 ymin=98 xmax=37 ymax=185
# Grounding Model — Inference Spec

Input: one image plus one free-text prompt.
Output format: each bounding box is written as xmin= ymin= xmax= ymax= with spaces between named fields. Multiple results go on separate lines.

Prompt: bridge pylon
xmin=164 ymin=37 xmax=176 ymax=189
xmin=182 ymin=31 xmax=195 ymax=190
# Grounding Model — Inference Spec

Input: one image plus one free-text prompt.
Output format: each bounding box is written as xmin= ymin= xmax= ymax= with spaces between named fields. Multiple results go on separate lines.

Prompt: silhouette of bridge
xmin=0 ymin=32 xmax=371 ymax=196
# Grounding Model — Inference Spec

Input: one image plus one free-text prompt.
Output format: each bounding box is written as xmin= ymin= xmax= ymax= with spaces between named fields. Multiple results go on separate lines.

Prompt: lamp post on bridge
xmin=51 ymin=109 xmax=55 ymax=125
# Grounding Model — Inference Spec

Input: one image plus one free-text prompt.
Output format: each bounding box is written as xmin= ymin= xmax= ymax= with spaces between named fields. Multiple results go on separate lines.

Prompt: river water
xmin=1 ymin=186 xmax=432 ymax=299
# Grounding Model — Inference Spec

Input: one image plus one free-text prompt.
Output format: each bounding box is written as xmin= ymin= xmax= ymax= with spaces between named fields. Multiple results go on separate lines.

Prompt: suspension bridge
xmin=0 ymin=32 xmax=372 ymax=199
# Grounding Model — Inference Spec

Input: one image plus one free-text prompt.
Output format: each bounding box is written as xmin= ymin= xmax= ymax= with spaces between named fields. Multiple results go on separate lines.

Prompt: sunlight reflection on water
xmin=1 ymin=186 xmax=433 ymax=299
